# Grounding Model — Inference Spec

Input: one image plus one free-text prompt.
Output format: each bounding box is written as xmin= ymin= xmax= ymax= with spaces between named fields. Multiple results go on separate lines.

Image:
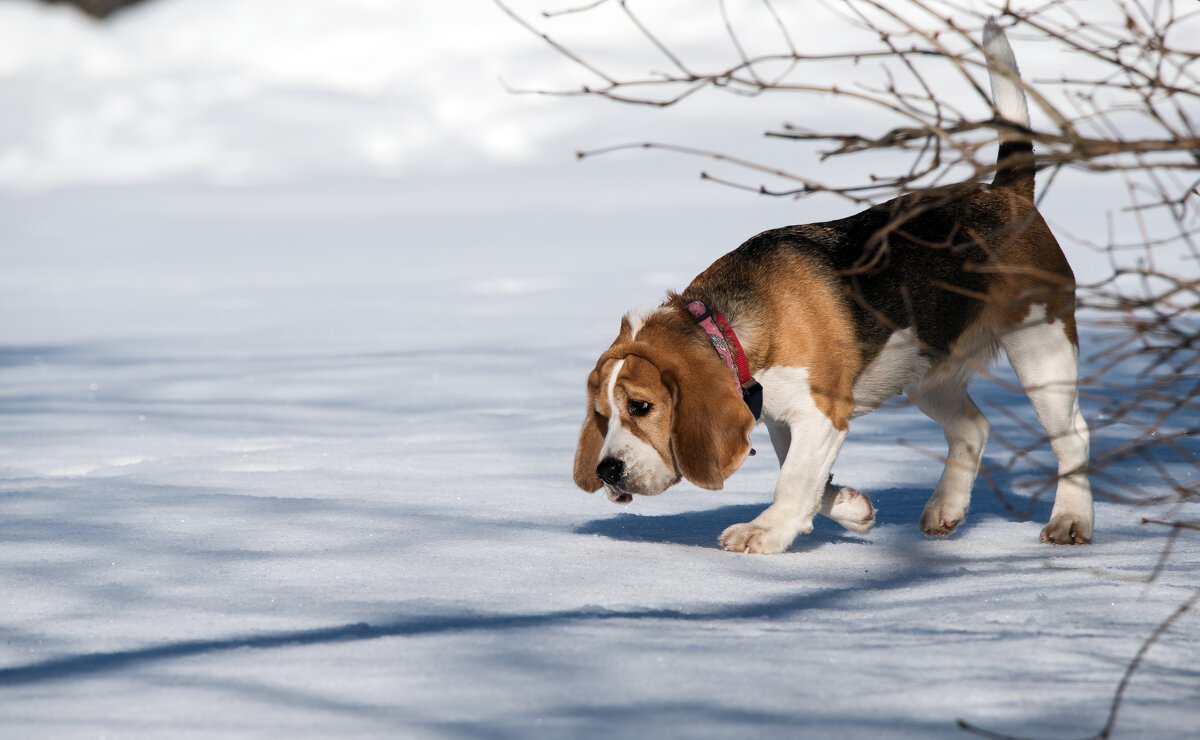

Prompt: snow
xmin=1 ymin=1 xmax=1198 ymax=738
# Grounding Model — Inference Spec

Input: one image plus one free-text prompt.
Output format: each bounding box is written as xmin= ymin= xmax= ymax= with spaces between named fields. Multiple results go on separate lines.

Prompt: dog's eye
xmin=628 ymin=400 xmax=652 ymax=417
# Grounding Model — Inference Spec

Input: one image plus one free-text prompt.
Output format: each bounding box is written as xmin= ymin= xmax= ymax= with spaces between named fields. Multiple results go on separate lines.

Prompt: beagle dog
xmin=572 ymin=21 xmax=1093 ymax=553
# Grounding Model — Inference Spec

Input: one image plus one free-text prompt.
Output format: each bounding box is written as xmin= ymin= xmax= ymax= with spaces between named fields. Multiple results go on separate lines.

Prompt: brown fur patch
xmin=572 ymin=363 xmax=607 ymax=491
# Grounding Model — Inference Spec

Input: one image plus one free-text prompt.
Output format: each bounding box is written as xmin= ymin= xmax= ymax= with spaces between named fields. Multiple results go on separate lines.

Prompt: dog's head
xmin=573 ymin=307 xmax=756 ymax=503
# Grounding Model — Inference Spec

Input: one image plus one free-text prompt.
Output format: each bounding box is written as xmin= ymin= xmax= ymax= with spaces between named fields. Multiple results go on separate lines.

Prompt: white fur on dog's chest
xmin=756 ymin=365 xmax=818 ymax=423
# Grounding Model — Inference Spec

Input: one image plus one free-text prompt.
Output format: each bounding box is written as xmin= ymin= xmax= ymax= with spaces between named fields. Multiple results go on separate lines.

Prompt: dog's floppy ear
xmin=573 ymin=367 xmax=605 ymax=492
xmin=663 ymin=362 xmax=755 ymax=490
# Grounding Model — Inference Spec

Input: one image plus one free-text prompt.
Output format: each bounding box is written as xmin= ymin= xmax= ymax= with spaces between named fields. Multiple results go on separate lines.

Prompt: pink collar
xmin=685 ymin=299 xmax=763 ymax=420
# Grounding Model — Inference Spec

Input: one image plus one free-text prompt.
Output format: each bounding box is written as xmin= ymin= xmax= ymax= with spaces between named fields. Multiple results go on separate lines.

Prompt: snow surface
xmin=2 ymin=1 xmax=1198 ymax=739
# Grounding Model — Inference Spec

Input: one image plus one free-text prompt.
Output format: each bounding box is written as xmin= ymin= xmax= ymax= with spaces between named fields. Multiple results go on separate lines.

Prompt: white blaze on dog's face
xmin=591 ymin=355 xmax=681 ymax=503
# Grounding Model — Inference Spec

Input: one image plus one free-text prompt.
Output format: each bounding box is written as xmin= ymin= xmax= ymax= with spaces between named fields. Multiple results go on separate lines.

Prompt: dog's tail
xmin=983 ymin=17 xmax=1034 ymax=199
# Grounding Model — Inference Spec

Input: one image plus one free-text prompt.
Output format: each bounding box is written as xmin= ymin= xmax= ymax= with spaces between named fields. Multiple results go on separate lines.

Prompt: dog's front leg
xmin=720 ymin=403 xmax=847 ymax=554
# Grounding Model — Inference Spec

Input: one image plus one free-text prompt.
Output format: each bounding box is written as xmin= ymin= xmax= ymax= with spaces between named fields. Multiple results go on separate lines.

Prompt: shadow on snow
xmin=574 ymin=481 xmax=1056 ymax=550
xmin=0 ymin=555 xmax=992 ymax=689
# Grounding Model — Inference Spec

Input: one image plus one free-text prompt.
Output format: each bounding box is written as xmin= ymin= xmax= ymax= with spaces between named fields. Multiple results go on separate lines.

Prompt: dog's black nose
xmin=596 ymin=458 xmax=624 ymax=485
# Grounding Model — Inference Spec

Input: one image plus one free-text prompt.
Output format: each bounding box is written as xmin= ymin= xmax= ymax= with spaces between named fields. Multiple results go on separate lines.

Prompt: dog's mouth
xmin=606 ymin=487 xmax=634 ymax=505
xmin=604 ymin=479 xmax=679 ymax=504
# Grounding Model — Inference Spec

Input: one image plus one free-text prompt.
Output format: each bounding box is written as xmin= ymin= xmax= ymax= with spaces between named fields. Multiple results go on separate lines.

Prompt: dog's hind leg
xmin=1001 ymin=307 xmax=1093 ymax=544
xmin=911 ymin=380 xmax=991 ymax=537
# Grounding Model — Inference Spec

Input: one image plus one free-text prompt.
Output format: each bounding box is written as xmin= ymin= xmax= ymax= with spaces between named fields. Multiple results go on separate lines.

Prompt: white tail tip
xmin=982 ymin=16 xmax=1031 ymax=129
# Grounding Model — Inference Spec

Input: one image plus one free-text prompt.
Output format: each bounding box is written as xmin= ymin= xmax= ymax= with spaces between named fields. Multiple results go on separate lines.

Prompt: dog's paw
xmin=719 ymin=522 xmax=794 ymax=554
xmin=826 ymin=486 xmax=875 ymax=535
xmin=919 ymin=498 xmax=967 ymax=537
xmin=1041 ymin=514 xmax=1092 ymax=545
